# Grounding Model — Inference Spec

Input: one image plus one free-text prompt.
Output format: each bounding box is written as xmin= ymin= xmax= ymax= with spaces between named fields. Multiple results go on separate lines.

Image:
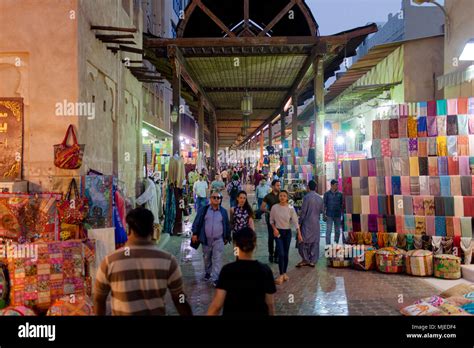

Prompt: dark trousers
xmin=256 ymin=198 xmax=263 ymax=219
xmin=275 ymin=229 xmax=292 ymax=275
xmin=266 ymin=215 xmax=277 ymax=258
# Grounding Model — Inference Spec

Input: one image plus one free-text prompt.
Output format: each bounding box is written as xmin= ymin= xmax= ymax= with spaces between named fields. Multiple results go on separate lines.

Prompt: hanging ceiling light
xmin=241 ymin=92 xmax=253 ymax=116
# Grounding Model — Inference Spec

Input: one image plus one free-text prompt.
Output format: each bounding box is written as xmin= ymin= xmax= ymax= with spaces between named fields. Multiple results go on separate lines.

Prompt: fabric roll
xmin=389 ymin=119 xmax=399 ymax=138
xmin=440 ymin=176 xmax=451 ymax=196
xmin=399 ymin=138 xmax=409 ymax=157
xmin=405 ymin=216 xmax=416 ymax=234
xmin=369 ymin=196 xmax=378 ymax=215
xmin=453 ymin=218 xmax=461 ymax=237
xmin=368 ymin=177 xmax=377 ymax=196
xmin=390 ymin=139 xmax=400 ymax=157
xmin=391 ymin=176 xmax=401 ymax=195
xmin=410 ymin=176 xmax=421 ymax=196
xmin=458 ymin=97 xmax=468 ymax=114
xmin=437 ymin=99 xmax=447 ymax=116
xmin=418 ymin=157 xmax=428 ymax=176
xmin=400 ymin=157 xmax=410 ymax=176
xmin=445 ymin=197 xmax=455 ymax=217
xmin=409 ymin=138 xmax=418 ymax=156
xmin=454 ymin=197 xmax=464 ymax=217
xmin=470 ymin=135 xmax=474 ymax=156
xmin=360 ymin=177 xmax=369 ymax=195
xmin=350 ymin=160 xmax=360 ymax=177
xmin=376 ymin=158 xmax=385 ymax=177
xmin=376 ymin=176 xmax=385 ymax=195
xmin=408 ymin=116 xmax=418 ymax=138
xmin=420 ymin=176 xmax=430 ymax=196
xmin=385 ymin=176 xmax=392 ymax=195
xmin=428 ymin=137 xmax=438 ymax=156
xmin=397 ymin=234 xmax=407 ymax=249
xmin=427 ymin=116 xmax=438 ymax=137
xmin=352 ymin=177 xmax=361 ymax=196
xmin=396 ymin=216 xmax=404 ymax=234
xmin=345 ymin=196 xmax=353 ymax=214
xmin=359 ymin=159 xmax=368 ymax=177
xmin=437 ymin=156 xmax=448 ymax=175
xmin=447 ymin=98 xmax=458 ymax=115
xmin=457 ymin=136 xmax=469 ymax=156
xmin=409 ymin=157 xmax=419 ymax=176
xmin=343 ymin=177 xmax=352 ymax=196
xmin=435 ymin=196 xmax=445 ymax=216
xmin=418 ymin=101 xmax=428 ymax=117
xmin=398 ymin=117 xmax=408 ymax=138
xmin=394 ymin=195 xmax=404 ymax=216
xmin=381 ymin=139 xmax=391 ymax=157
xmin=417 ymin=116 xmax=428 ymax=137
xmin=381 ymin=119 xmax=390 ymax=139
xmin=428 ymin=157 xmax=438 ymax=176
xmin=460 ymin=217 xmax=473 ymax=237
xmin=427 ymin=100 xmax=437 ymax=116
xmin=413 ymin=196 xmax=425 ymax=215
xmin=367 ymin=158 xmax=376 ymax=176
xmin=424 ymin=196 xmax=435 ymax=216
xmin=464 ymin=197 xmax=474 ymax=217
xmin=387 ymin=216 xmax=396 ymax=233
xmin=373 ymin=120 xmax=382 ymax=139
xmin=458 ymin=115 xmax=469 ymax=135
xmin=353 ymin=196 xmax=362 ymax=214
xmin=418 ymin=138 xmax=428 ymax=157
xmin=446 ymin=217 xmax=455 ymax=237
xmin=437 ymin=136 xmax=447 ymax=156
xmin=447 ymin=135 xmax=458 ymax=156
xmin=391 ymin=157 xmax=401 ymax=176
xmin=447 ymin=115 xmax=459 ymax=136
xmin=361 ymin=196 xmax=370 ymax=215
xmin=378 ymin=196 xmax=387 ymax=215
xmin=426 ymin=216 xmax=435 ymax=236
xmin=435 ymin=217 xmax=447 ymax=236
xmin=448 ymin=157 xmax=459 ymax=175
xmin=469 ymin=115 xmax=474 ymax=134
xmin=368 ymin=214 xmax=378 ymax=233
xmin=403 ymin=196 xmax=414 ymax=215
xmin=461 ymin=176 xmax=472 ymax=196
xmin=384 ymin=157 xmax=392 ymax=177
xmin=450 ymin=176 xmax=462 ymax=196
xmin=429 ymin=176 xmax=441 ymax=196
xmin=343 ymin=161 xmax=351 ymax=177
xmin=372 ymin=139 xmax=382 ymax=158
xmin=361 ymin=214 xmax=369 ymax=232
xmin=401 ymin=176 xmax=411 ymax=195
xmin=415 ymin=218 xmax=426 ymax=235
xmin=437 ymin=116 xmax=447 ymax=136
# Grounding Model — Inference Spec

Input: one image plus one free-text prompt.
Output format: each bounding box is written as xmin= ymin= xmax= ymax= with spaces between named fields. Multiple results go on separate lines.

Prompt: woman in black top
xmin=207 ymin=227 xmax=276 ymax=316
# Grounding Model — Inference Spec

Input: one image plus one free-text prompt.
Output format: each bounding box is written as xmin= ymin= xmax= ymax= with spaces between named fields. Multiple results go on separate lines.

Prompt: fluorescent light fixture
xmin=460 ymin=39 xmax=474 ymax=61
xmin=180 ymin=136 xmax=184 ymax=141
xmin=141 ymin=129 xmax=149 ymax=137
xmin=336 ymin=136 xmax=345 ymax=145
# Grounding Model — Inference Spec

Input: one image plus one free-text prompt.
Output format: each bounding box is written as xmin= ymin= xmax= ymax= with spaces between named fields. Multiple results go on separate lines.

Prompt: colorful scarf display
xmin=417 ymin=116 xmax=428 ymax=137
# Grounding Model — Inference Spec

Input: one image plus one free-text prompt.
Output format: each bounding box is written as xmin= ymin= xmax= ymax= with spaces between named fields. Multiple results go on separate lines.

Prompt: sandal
xmin=283 ymin=274 xmax=289 ymax=281
xmin=274 ymin=275 xmax=285 ymax=285
xmin=296 ymin=261 xmax=308 ymax=268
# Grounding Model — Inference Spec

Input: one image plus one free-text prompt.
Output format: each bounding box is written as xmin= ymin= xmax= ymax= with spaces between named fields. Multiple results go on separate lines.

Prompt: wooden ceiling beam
xmin=195 ymin=0 xmax=236 ymax=37
xmin=205 ymin=87 xmax=288 ymax=92
xmin=91 ymin=25 xmax=137 ymax=33
xmin=258 ymin=0 xmax=297 ymax=37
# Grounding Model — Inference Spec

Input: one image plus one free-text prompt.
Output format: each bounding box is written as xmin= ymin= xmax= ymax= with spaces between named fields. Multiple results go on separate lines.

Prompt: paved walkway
xmin=161 ymin=185 xmax=442 ymax=315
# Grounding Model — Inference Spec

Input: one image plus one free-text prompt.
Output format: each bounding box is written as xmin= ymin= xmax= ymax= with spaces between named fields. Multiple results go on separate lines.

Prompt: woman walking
xmin=230 ymin=191 xmax=255 ymax=236
xmin=270 ymin=190 xmax=302 ymax=285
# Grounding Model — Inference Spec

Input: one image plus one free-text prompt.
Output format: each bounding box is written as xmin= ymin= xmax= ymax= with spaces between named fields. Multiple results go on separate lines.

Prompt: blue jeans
xmin=202 ymin=238 xmax=224 ymax=282
xmin=196 ymin=197 xmax=207 ymax=211
xmin=275 ymin=229 xmax=292 ymax=275
xmin=326 ymin=216 xmax=342 ymax=245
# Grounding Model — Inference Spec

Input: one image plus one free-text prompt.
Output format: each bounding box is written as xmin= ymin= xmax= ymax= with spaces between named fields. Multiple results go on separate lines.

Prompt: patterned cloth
xmin=418 ymin=138 xmax=428 ymax=157
xmin=457 ymin=136 xmax=469 ymax=156
xmin=376 ymin=247 xmax=406 ymax=273
xmin=406 ymin=250 xmax=434 ymax=276
xmin=231 ymin=206 xmax=251 ymax=234
xmin=429 ymin=176 xmax=441 ymax=196
xmin=408 ymin=117 xmax=418 ymax=138
xmin=428 ymin=137 xmax=438 ymax=156
xmin=438 ymin=156 xmax=448 ymax=175
xmin=447 ymin=136 xmax=458 ymax=156
xmin=398 ymin=117 xmax=408 ymax=138
xmin=389 ymin=119 xmax=399 ymax=138
xmin=447 ymin=115 xmax=459 ymax=136
xmin=409 ymin=138 xmax=418 ymax=156
xmin=437 ymin=136 xmax=447 ymax=156
xmin=434 ymin=254 xmax=461 ymax=279
xmin=436 ymin=116 xmax=447 ymax=136
xmin=420 ymin=176 xmax=430 ymax=196
xmin=458 ymin=115 xmax=469 ymax=135
xmin=417 ymin=116 xmax=428 ymax=137
xmin=427 ymin=116 xmax=438 ymax=136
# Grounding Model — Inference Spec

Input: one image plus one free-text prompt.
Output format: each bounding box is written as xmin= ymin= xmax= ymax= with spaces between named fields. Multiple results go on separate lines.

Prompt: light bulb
xmin=336 ymin=136 xmax=345 ymax=145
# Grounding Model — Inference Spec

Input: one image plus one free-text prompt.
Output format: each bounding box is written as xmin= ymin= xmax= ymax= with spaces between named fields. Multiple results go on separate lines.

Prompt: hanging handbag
xmin=54 ymin=125 xmax=85 ymax=169
xmin=57 ymin=179 xmax=89 ymax=225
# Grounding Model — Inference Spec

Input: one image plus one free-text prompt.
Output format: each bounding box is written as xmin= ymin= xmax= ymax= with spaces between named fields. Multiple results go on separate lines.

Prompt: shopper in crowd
xmin=94 ymin=207 xmax=192 ymax=316
xmin=211 ymin=174 xmax=225 ymax=193
xmin=270 ymin=190 xmax=302 ymax=285
xmin=207 ymin=227 xmax=276 ymax=316
xmin=227 ymin=174 xmax=242 ymax=208
xmin=193 ymin=174 xmax=209 ymax=211
xmin=221 ymin=169 xmax=228 ymax=185
xmin=254 ymin=170 xmax=263 ymax=188
xmin=323 ymin=179 xmax=344 ymax=245
xmin=242 ymin=166 xmax=248 ymax=185
xmin=260 ymin=179 xmax=281 ymax=264
xmin=297 ymin=180 xmax=324 ymax=267
xmin=272 ymin=171 xmax=279 ymax=181
xmin=191 ymin=191 xmax=231 ymax=286
xmin=230 ymin=191 xmax=255 ymax=236
xmin=256 ymin=177 xmax=270 ymax=219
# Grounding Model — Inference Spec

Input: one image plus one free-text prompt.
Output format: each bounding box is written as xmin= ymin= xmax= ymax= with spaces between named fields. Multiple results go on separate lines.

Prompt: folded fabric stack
xmin=282 ymin=140 xmax=313 ymax=183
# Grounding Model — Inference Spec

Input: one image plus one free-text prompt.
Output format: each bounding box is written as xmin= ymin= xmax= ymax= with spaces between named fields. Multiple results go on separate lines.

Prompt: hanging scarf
xmin=432 ymin=236 xmax=443 ymax=254
xmin=442 ymin=237 xmax=454 ymax=254
xmin=388 ymin=233 xmax=398 ymax=247
xmin=377 ymin=232 xmax=385 ymax=248
xmin=422 ymin=235 xmax=432 ymax=251
xmin=406 ymin=234 xmax=414 ymax=250
xmin=461 ymin=237 xmax=473 ymax=264
xmin=397 ymin=234 xmax=407 ymax=250
xmin=364 ymin=232 xmax=372 ymax=245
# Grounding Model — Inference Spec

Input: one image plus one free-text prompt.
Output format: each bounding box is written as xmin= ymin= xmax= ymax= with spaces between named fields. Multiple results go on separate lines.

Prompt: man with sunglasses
xmin=192 ymin=191 xmax=231 ymax=286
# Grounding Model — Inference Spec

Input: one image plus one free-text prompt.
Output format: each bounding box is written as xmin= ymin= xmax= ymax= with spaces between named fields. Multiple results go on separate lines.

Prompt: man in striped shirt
xmin=94 ymin=208 xmax=193 ymax=316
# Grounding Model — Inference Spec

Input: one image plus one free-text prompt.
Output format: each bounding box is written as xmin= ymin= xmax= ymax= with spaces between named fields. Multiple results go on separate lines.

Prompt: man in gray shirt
xmin=323 ymin=179 xmax=344 ymax=245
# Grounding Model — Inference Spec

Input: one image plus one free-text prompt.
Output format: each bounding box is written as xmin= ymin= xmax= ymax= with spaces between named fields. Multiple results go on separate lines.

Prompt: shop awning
xmin=142 ymin=121 xmax=172 ymax=139
xmin=437 ymin=64 xmax=474 ymax=90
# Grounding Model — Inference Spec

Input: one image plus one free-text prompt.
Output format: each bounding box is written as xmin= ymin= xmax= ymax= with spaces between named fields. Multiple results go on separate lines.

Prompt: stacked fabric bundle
xmin=281 ymin=140 xmax=313 ymax=183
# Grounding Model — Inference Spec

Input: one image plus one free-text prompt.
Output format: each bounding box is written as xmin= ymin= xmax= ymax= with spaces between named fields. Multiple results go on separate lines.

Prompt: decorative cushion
xmin=47 ymin=294 xmax=94 ymax=316
xmin=446 ymin=296 xmax=474 ymax=307
xmin=440 ymin=283 xmax=474 ymax=298
xmin=353 ymin=247 xmax=377 ymax=271
xmin=400 ymin=302 xmax=443 ymax=316
xmin=405 ymin=250 xmax=434 ymax=276
xmin=460 ymin=302 xmax=474 ymax=314
xmin=434 ymin=254 xmax=462 ymax=279
xmin=438 ymin=303 xmax=470 ymax=316
xmin=376 ymin=247 xmax=406 ymax=273
xmin=0 ymin=305 xmax=36 ymax=316
xmin=414 ymin=295 xmax=445 ymax=307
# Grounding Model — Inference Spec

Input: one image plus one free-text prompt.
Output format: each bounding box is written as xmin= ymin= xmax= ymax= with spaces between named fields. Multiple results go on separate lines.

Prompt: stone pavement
xmin=161 ymin=185 xmax=442 ymax=316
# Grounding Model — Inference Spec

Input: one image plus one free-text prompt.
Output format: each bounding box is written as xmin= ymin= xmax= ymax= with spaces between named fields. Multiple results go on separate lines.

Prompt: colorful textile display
xmin=375 ymin=247 xmax=406 ymax=273
xmin=434 ymin=254 xmax=461 ymax=279
xmin=47 ymin=294 xmax=94 ymax=316
xmin=405 ymin=250 xmax=434 ymax=276
xmin=353 ymin=247 xmax=376 ymax=271
xmin=0 ymin=306 xmax=37 ymax=316
xmin=81 ymin=175 xmax=114 ymax=229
